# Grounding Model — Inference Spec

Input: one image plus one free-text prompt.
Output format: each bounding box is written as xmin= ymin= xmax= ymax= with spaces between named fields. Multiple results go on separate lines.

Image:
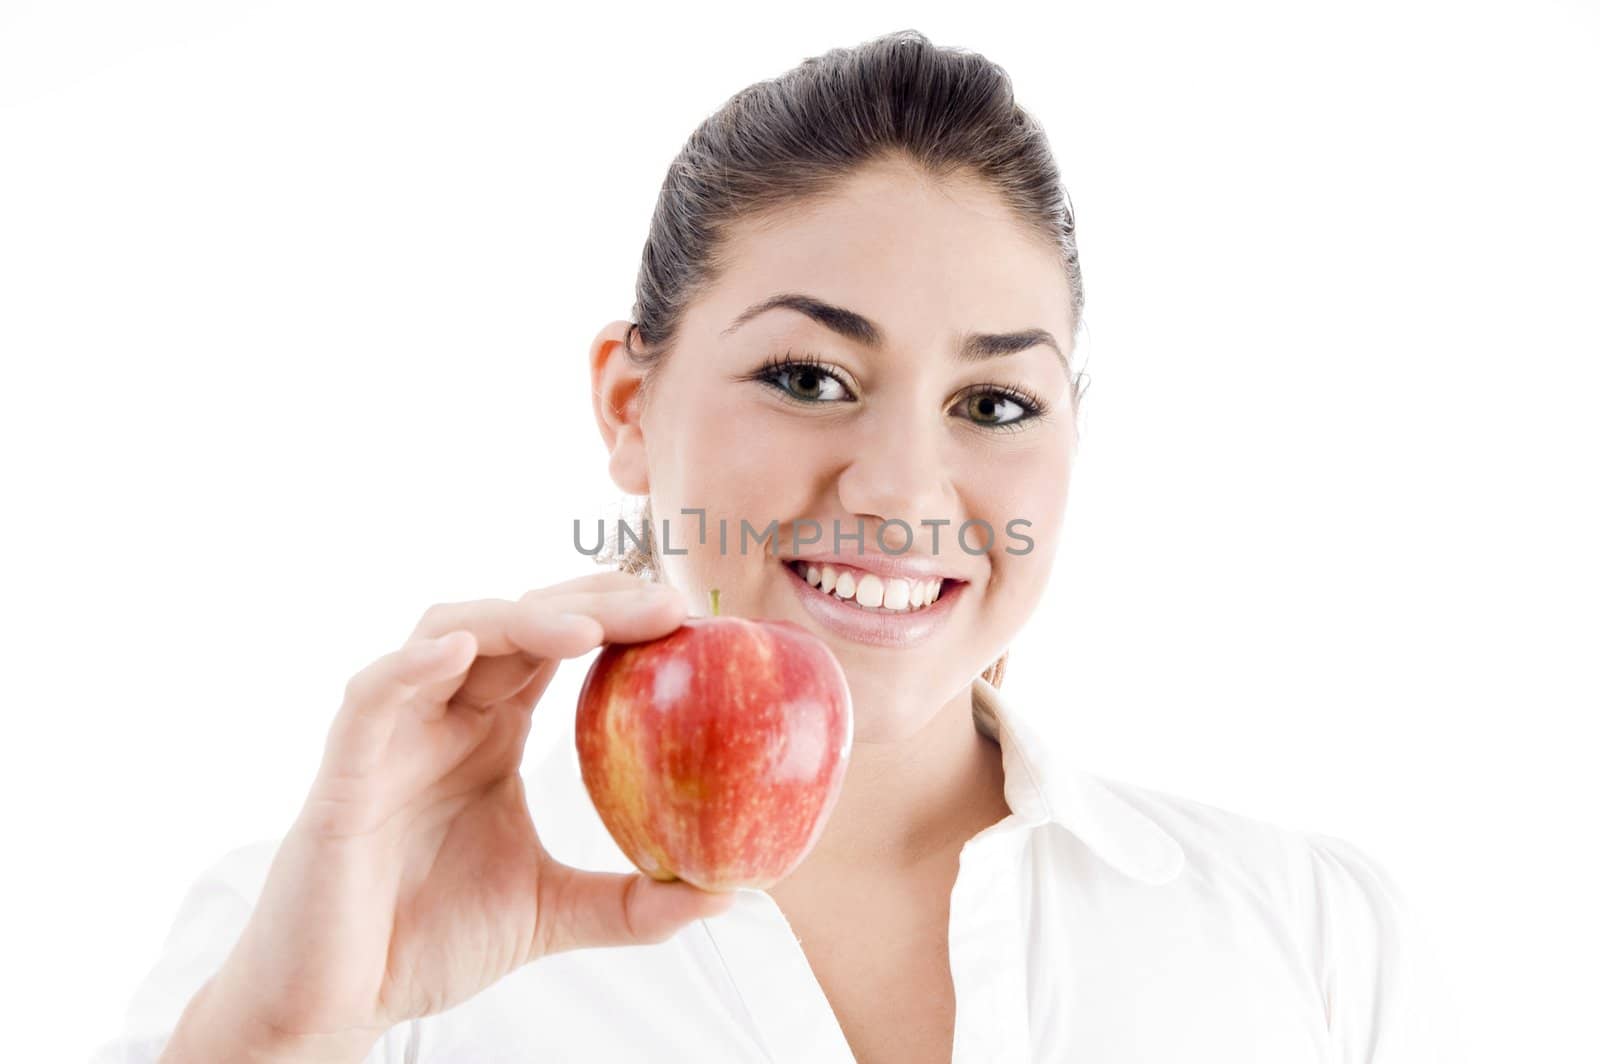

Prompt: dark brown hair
xmin=598 ymin=29 xmax=1092 ymax=689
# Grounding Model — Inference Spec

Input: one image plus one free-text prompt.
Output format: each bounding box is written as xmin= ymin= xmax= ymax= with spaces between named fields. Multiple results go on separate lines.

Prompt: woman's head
xmin=590 ymin=29 xmax=1086 ymax=739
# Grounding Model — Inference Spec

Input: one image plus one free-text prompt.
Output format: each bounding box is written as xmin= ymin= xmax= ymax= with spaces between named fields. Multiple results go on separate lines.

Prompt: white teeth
xmin=789 ymin=560 xmax=949 ymax=612
xmin=882 ymin=578 xmax=910 ymax=610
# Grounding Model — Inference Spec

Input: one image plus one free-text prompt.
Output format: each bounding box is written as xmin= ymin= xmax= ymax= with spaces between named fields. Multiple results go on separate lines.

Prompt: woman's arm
xmin=91 ymin=841 xmax=399 ymax=1064
xmin=95 ymin=573 xmax=730 ymax=1063
xmin=158 ymin=969 xmax=384 ymax=1064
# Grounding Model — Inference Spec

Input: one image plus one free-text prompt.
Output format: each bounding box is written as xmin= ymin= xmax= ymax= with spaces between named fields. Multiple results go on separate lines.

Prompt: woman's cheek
xmin=972 ymin=447 xmax=1069 ymax=586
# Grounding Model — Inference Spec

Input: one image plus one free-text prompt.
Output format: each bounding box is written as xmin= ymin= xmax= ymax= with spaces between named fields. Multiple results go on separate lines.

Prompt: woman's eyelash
xmin=754 ymin=350 xmax=841 ymax=383
xmin=954 ymin=382 xmax=1049 ymax=433
xmin=742 ymin=349 xmax=856 ymax=402
xmin=741 ymin=349 xmax=1050 ymax=429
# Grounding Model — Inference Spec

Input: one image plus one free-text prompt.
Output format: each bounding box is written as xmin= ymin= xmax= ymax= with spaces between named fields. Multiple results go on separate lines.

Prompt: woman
xmin=104 ymin=29 xmax=1451 ymax=1063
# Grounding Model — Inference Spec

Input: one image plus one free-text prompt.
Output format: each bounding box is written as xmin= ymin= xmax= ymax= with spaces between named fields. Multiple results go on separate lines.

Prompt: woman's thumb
xmin=625 ymin=875 xmax=739 ymax=941
xmin=538 ymin=866 xmax=738 ymax=958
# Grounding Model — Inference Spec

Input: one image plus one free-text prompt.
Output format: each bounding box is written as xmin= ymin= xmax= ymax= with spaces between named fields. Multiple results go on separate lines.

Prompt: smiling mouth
xmin=782 ymin=559 xmax=959 ymax=613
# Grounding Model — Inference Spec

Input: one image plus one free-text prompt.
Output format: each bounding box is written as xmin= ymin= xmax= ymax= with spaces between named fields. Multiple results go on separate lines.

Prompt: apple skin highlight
xmin=575 ymin=599 xmax=854 ymax=893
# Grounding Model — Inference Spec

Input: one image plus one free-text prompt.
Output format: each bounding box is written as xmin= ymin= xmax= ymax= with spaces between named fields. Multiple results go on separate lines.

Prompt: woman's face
xmin=594 ymin=157 xmax=1078 ymax=741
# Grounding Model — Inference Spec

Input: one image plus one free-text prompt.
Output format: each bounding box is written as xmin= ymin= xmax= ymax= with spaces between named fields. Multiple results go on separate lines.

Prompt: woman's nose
xmin=834 ymin=407 xmax=954 ymax=544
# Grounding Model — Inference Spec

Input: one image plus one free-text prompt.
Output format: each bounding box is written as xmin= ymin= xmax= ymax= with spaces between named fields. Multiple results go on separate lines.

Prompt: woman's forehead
xmin=690 ymin=179 xmax=1067 ymax=347
xmin=726 ymin=165 xmax=1030 ymax=262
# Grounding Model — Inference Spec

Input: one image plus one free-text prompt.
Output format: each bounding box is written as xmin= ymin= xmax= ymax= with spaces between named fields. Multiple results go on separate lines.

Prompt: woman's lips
xmin=779 ymin=557 xmax=966 ymax=648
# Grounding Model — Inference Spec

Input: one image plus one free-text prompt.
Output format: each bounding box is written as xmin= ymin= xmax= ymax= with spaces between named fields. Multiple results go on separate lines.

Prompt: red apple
xmin=574 ymin=588 xmax=853 ymax=892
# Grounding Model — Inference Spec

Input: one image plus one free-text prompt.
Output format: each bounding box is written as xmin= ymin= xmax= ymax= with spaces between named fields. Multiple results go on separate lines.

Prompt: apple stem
xmin=709 ymin=587 xmax=721 ymax=616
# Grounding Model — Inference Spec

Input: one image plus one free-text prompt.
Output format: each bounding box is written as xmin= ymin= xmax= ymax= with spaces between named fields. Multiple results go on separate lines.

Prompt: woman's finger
xmin=323 ymin=578 xmax=689 ymax=775
xmin=503 ymin=585 xmax=689 ymax=651
xmin=400 ymin=570 xmax=659 ymax=644
xmin=407 ymin=598 xmax=595 ymax=659
xmin=430 ymin=586 xmax=691 ymax=714
xmin=325 ymin=629 xmax=480 ymax=777
xmin=410 ymin=584 xmax=685 ymax=663
xmin=533 ymin=863 xmax=738 ymax=960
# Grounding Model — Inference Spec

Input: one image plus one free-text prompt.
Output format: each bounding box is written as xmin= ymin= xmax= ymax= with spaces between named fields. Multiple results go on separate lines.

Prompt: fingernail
xmin=427 ymin=630 xmax=466 ymax=653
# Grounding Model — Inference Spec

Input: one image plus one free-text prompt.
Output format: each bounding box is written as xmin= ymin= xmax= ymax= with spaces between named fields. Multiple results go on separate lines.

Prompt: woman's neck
xmin=773 ymin=682 xmax=1012 ymax=891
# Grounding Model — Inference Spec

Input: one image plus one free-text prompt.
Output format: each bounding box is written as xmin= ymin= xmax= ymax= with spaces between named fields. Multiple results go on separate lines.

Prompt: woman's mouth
xmin=778 ymin=557 xmax=967 ymax=647
xmin=783 ymin=559 xmax=950 ymax=612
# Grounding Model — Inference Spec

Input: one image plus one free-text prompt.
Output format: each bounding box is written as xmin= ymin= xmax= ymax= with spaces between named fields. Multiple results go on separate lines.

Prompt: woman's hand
xmin=176 ymin=572 xmax=734 ymax=1061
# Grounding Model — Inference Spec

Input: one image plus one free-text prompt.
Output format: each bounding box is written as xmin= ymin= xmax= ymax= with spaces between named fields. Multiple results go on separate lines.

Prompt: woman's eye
xmin=961 ymin=391 xmax=1032 ymax=427
xmin=765 ymin=362 xmax=851 ymax=403
xmin=748 ymin=356 xmax=1043 ymax=429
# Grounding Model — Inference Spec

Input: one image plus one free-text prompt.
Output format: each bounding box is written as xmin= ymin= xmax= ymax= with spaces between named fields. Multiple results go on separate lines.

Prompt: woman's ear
xmin=590 ymin=320 xmax=651 ymax=495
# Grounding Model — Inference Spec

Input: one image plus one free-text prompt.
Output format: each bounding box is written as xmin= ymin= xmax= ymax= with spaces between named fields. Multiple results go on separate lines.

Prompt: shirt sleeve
xmin=89 ymin=839 xmax=411 ymax=1064
xmin=1305 ymin=831 xmax=1463 ymax=1064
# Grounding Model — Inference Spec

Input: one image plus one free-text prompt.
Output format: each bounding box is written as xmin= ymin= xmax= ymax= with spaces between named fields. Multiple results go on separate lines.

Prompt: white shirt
xmin=95 ymin=677 xmax=1459 ymax=1062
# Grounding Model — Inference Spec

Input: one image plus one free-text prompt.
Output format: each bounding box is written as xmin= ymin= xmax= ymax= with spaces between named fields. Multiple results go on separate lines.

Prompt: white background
xmin=2 ymin=1 xmax=1595 ymax=1060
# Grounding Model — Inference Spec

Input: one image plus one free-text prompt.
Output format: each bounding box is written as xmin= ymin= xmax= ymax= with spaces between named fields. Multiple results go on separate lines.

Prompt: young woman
xmin=106 ymin=29 xmax=1451 ymax=1064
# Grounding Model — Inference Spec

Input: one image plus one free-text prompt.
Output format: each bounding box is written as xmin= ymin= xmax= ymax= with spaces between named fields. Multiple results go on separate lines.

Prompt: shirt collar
xmin=971 ymin=676 xmax=1187 ymax=886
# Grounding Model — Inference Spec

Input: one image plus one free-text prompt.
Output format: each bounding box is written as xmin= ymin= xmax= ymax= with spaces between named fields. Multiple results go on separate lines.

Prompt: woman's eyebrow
xmin=722 ymin=291 xmax=1068 ymax=374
